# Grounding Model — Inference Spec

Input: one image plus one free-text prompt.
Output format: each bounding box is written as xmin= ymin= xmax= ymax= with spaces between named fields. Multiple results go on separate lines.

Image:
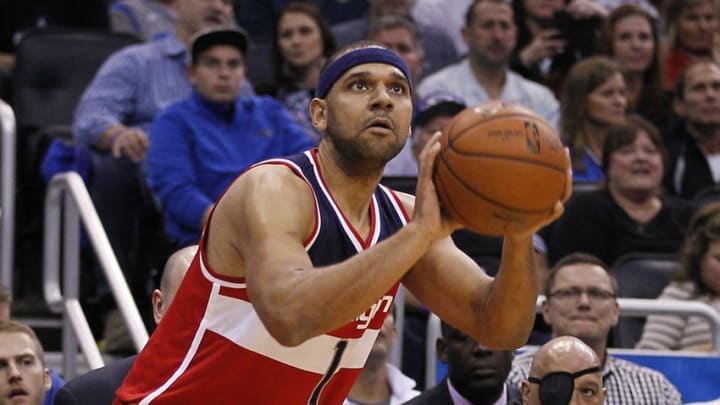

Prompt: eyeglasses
xmin=548 ymin=287 xmax=615 ymax=302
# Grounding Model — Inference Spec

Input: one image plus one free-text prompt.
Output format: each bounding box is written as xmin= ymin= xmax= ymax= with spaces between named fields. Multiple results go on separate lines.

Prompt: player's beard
xmin=325 ymin=118 xmax=405 ymax=177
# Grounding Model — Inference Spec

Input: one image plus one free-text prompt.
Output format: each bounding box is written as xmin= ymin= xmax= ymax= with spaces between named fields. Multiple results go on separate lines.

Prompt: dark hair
xmin=560 ymin=56 xmax=621 ymax=173
xmin=465 ymin=0 xmax=514 ymax=26
xmin=675 ymin=60 xmax=720 ymax=101
xmin=601 ymin=114 xmax=668 ymax=174
xmin=602 ymin=5 xmax=664 ymax=113
xmin=271 ymin=2 xmax=336 ymax=88
xmin=677 ymin=201 xmax=720 ymax=294
xmin=545 ymin=253 xmax=617 ymax=296
xmin=0 ymin=320 xmax=46 ymax=366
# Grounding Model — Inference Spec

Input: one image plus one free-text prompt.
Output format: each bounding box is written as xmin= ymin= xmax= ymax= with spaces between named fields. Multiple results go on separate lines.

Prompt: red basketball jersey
xmin=114 ymin=151 xmax=409 ymax=404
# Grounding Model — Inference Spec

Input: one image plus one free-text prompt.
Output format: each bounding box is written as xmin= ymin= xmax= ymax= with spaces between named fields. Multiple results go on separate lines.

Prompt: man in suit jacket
xmin=53 ymin=245 xmax=196 ymax=405
xmin=403 ymin=320 xmax=520 ymax=405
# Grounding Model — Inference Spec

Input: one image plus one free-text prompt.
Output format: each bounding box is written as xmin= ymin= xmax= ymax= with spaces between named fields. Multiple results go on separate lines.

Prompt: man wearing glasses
xmin=507 ymin=253 xmax=682 ymax=404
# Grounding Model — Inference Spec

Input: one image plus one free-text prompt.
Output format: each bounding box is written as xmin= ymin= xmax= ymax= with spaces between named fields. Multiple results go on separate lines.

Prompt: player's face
xmin=585 ymin=73 xmax=627 ymax=127
xmin=463 ymin=2 xmax=517 ymax=67
xmin=277 ymin=12 xmax=325 ymax=70
xmin=438 ymin=326 xmax=513 ymax=402
xmin=320 ymin=63 xmax=413 ymax=171
xmin=606 ymin=130 xmax=664 ymax=195
xmin=189 ymin=45 xmax=246 ymax=104
xmin=0 ymin=333 xmax=50 ymax=405
xmin=612 ymin=15 xmax=655 ymax=75
xmin=543 ymin=265 xmax=619 ymax=344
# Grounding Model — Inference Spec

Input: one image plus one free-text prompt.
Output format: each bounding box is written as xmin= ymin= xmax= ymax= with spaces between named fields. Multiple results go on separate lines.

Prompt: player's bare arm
xmin=401 ymin=134 xmax=571 ymax=349
xmin=205 ymin=163 xmax=452 ymax=346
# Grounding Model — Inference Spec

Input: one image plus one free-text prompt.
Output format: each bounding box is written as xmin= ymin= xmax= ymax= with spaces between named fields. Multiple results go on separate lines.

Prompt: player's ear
xmin=310 ymin=98 xmax=328 ymax=132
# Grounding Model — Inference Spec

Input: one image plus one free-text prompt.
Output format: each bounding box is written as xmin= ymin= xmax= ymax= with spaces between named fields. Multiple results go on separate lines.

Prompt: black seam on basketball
xmin=435 ymin=157 xmax=479 ymax=228
xmin=445 ymin=151 xmax=567 ymax=172
xmin=440 ymin=151 xmax=555 ymax=214
xmin=447 ymin=113 xmax=553 ymax=144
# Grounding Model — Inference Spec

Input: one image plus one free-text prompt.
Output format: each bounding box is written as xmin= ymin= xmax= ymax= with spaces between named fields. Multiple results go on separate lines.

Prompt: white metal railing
xmin=0 ymin=100 xmax=15 ymax=289
xmin=425 ymin=296 xmax=720 ymax=388
xmin=43 ymin=172 xmax=148 ymax=378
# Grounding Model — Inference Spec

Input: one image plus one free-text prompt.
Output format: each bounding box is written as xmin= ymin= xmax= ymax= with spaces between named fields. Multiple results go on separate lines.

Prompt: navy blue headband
xmin=315 ymin=46 xmax=413 ymax=98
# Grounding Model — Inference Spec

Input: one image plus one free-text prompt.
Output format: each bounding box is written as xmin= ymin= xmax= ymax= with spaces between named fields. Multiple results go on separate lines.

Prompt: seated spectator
xmin=344 ymin=309 xmax=420 ymax=404
xmin=70 ymin=0 xmax=240 ymax=328
xmin=418 ymin=0 xmax=559 ymax=129
xmin=547 ymin=115 xmax=695 ymax=266
xmin=665 ymin=61 xmax=720 ymax=200
xmin=511 ymin=0 xmax=606 ymax=96
xmin=332 ymin=0 xmax=459 ymax=77
xmin=560 ymin=56 xmax=627 ymax=183
xmin=108 ymin=0 xmax=177 ymax=41
xmin=0 ymin=320 xmax=52 ymax=405
xmin=508 ymin=253 xmax=683 ymax=404
xmin=404 ymin=319 xmax=519 ymax=405
xmin=602 ymin=5 xmax=673 ymax=132
xmin=53 ymin=245 xmax=197 ymax=405
xmin=147 ymin=27 xmax=315 ymax=247
xmin=366 ymin=15 xmax=424 ymax=92
xmin=637 ymin=201 xmax=720 ymax=351
xmin=0 ymin=284 xmax=62 ymax=405
xmin=662 ymin=0 xmax=719 ymax=91
xmin=256 ymin=2 xmax=335 ymax=142
xmin=521 ymin=336 xmax=605 ymax=405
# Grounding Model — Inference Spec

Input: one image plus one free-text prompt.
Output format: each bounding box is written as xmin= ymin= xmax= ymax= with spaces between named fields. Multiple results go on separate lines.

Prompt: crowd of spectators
xmin=3 ymin=0 xmax=720 ymax=403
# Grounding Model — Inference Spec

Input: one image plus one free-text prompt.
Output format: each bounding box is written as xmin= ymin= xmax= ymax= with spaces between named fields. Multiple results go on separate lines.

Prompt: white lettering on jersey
xmin=355 ymin=295 xmax=394 ymax=330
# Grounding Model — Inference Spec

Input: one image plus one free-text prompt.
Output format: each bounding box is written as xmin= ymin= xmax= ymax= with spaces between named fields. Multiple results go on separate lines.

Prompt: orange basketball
xmin=433 ymin=100 xmax=570 ymax=236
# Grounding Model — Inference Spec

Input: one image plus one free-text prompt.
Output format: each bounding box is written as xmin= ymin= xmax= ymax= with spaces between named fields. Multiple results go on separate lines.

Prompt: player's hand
xmin=111 ymin=127 xmax=149 ymax=162
xmin=413 ymin=131 xmax=463 ymax=241
xmin=506 ymin=147 xmax=572 ymax=240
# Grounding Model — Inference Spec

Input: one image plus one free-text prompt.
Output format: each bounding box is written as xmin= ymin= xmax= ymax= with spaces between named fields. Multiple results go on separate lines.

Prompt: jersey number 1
xmin=308 ymin=340 xmax=348 ymax=405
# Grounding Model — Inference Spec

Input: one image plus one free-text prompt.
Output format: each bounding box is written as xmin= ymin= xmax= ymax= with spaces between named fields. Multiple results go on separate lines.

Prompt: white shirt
xmin=343 ymin=364 xmax=421 ymax=405
xmin=417 ymin=59 xmax=560 ymax=130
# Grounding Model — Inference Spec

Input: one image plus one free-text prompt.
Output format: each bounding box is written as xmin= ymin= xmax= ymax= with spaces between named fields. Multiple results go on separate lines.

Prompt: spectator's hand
xmin=413 ymin=131 xmax=463 ymax=241
xmin=111 ymin=127 xmax=149 ymax=162
xmin=519 ymin=29 xmax=566 ymax=67
xmin=566 ymin=0 xmax=607 ymax=19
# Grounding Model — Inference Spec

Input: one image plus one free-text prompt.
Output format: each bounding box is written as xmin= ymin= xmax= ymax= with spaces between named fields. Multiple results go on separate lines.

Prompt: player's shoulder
xmin=391 ymin=190 xmax=416 ymax=214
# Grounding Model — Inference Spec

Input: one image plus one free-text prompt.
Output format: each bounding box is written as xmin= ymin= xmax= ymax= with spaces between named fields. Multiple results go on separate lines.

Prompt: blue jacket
xmin=147 ymin=91 xmax=316 ymax=246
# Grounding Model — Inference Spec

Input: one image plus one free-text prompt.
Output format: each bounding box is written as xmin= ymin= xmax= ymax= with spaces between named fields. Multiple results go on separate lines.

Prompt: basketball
xmin=433 ymin=100 xmax=570 ymax=236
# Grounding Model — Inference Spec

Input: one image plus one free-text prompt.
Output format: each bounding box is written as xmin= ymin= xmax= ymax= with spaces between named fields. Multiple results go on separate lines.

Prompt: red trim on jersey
xmin=218 ymin=285 xmax=249 ymax=300
xmin=309 ymin=149 xmax=377 ymax=249
xmin=385 ymin=186 xmax=412 ymax=223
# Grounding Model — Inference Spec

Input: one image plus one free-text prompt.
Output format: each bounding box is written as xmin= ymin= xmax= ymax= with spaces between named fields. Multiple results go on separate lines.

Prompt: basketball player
xmin=115 ymin=41 xmax=570 ymax=404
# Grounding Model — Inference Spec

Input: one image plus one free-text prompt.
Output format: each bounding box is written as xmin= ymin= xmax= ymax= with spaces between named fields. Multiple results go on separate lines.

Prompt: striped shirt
xmin=507 ymin=351 xmax=682 ymax=405
xmin=636 ymin=281 xmax=720 ymax=351
xmin=72 ymin=34 xmax=253 ymax=148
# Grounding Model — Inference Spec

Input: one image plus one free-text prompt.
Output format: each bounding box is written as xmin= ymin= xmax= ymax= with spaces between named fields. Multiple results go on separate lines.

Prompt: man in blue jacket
xmin=147 ymin=27 xmax=316 ymax=246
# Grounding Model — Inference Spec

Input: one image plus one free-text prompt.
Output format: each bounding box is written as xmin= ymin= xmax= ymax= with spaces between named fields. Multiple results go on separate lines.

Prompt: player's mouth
xmin=366 ymin=117 xmax=394 ymax=132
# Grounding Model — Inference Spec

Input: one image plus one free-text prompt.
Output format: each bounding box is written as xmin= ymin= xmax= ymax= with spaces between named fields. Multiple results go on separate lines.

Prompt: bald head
xmin=523 ymin=337 xmax=605 ymax=405
xmin=152 ymin=245 xmax=197 ymax=324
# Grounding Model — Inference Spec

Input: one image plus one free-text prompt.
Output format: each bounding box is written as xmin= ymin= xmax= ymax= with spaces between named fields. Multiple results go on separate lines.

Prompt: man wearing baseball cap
xmin=145 ymin=27 xmax=315 ymax=247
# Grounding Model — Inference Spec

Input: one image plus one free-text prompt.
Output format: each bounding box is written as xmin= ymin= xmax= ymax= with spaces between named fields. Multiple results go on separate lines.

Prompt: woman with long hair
xmin=560 ymin=56 xmax=627 ymax=182
xmin=602 ymin=4 xmax=672 ymax=131
xmin=257 ymin=2 xmax=336 ymax=142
